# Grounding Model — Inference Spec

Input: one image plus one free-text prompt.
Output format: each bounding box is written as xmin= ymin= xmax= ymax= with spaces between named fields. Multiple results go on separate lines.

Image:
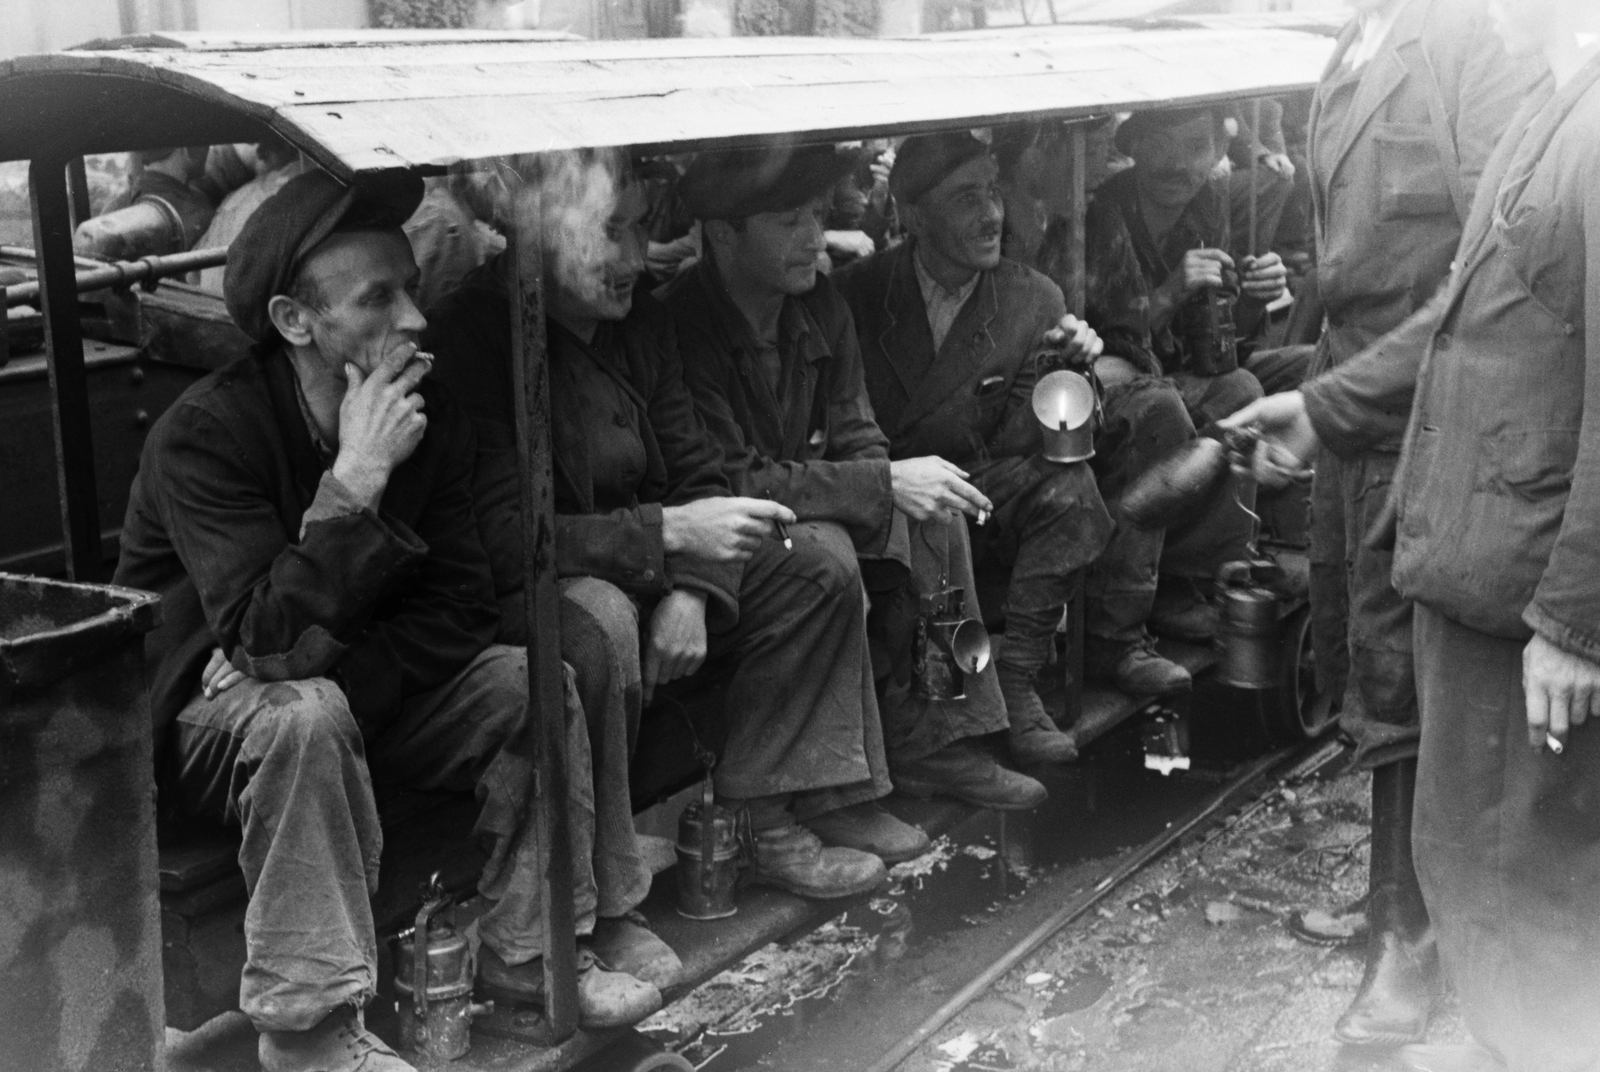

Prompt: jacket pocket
xmin=1474 ymin=428 xmax=1579 ymax=502
xmin=1374 ymin=123 xmax=1452 ymax=220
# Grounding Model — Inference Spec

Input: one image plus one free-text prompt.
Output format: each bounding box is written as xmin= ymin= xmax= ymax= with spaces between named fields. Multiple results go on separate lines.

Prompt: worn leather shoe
xmin=803 ymin=801 xmax=931 ymax=864
xmin=1149 ymin=581 xmax=1219 ymax=643
xmin=748 ymin=823 xmax=887 ymax=898
xmin=998 ymin=664 xmax=1078 ymax=765
xmin=1086 ymin=633 xmax=1191 ymax=696
xmin=590 ymin=912 xmax=683 ymax=990
xmin=1392 ymin=1043 xmax=1505 ymax=1072
xmin=892 ymin=741 xmax=1048 ymax=811
xmin=1334 ymin=928 xmax=1439 ymax=1047
xmin=477 ymin=944 xmax=662 ymax=1029
xmin=259 ymin=1006 xmax=415 ymax=1072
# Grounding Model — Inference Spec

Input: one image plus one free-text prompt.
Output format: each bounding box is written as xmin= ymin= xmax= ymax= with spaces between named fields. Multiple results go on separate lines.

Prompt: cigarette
xmin=774 ymin=517 xmax=792 ymax=550
xmin=976 ymin=509 xmax=990 ymax=526
xmin=1547 ymin=733 xmax=1564 ymax=755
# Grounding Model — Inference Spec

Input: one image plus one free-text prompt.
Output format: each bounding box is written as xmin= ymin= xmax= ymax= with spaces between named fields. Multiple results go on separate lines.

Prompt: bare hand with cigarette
xmin=663 ymin=496 xmax=797 ymax=563
xmin=890 ymin=456 xmax=992 ymax=522
xmin=1522 ymin=633 xmax=1600 ymax=753
xmin=331 ymin=343 xmax=433 ymax=508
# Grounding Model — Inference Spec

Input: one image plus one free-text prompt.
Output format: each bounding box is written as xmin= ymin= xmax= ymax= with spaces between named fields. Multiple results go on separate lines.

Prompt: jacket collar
xmin=1312 ymin=0 xmax=1432 ymax=190
xmin=261 ymin=346 xmax=332 ymax=505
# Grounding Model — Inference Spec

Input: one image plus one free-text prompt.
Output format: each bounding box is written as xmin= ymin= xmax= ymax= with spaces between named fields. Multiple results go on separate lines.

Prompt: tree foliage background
xmin=369 ymin=0 xmax=479 ymax=28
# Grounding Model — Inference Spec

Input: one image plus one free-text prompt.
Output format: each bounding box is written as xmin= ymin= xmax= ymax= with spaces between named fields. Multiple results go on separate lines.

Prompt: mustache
xmin=1153 ymin=170 xmax=1194 ymax=185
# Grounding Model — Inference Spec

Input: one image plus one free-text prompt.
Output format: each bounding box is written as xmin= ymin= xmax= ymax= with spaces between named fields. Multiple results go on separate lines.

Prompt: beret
xmin=223 ymin=169 xmax=425 ymax=342
xmin=1113 ymin=105 xmax=1230 ymax=157
xmin=678 ymin=144 xmax=857 ymax=221
xmin=889 ymin=131 xmax=990 ymax=206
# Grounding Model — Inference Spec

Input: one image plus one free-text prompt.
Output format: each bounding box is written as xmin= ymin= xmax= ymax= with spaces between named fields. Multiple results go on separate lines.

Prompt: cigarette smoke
xmin=536 ymin=148 xmax=627 ymax=313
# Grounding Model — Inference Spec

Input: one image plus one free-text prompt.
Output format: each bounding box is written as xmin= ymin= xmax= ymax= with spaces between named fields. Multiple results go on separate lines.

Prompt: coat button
xmin=642 ymin=569 xmax=655 ymax=582
xmin=1434 ymin=333 xmax=1451 ymax=351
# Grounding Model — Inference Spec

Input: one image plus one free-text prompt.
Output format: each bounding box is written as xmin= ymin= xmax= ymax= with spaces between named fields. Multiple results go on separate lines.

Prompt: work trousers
xmin=967 ymin=452 xmax=1113 ymax=669
xmin=567 ymin=521 xmax=890 ymax=822
xmin=871 ymin=512 xmax=1008 ymax=766
xmin=1309 ymin=447 xmax=1417 ymax=768
xmin=1084 ymin=375 xmax=1255 ymax=642
xmin=1413 ymin=606 xmax=1600 ymax=1072
xmin=172 ymin=645 xmax=644 ymax=1032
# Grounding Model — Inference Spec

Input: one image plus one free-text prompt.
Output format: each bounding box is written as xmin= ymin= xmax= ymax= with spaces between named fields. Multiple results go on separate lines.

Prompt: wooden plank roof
xmin=0 ymin=21 xmax=1337 ymax=175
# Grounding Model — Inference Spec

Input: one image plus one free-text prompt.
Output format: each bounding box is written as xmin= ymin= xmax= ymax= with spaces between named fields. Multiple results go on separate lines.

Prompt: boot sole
xmin=745 ymin=869 xmax=887 ymax=900
xmin=892 ymin=776 xmax=1047 ymax=811
xmin=475 ymin=981 xmax=664 ymax=1030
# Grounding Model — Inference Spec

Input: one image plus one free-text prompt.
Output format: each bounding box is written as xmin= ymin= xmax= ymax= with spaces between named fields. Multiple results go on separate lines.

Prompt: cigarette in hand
xmin=976 ymin=509 xmax=990 ymax=526
xmin=774 ymin=517 xmax=792 ymax=550
xmin=1547 ymin=733 xmax=1565 ymax=755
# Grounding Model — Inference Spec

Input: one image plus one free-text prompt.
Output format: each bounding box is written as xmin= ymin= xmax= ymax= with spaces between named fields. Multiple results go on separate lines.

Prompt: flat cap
xmin=1113 ymin=105 xmax=1229 ymax=156
xmin=223 ymin=169 xmax=425 ymax=342
xmin=678 ymin=144 xmax=856 ymax=221
xmin=889 ymin=131 xmax=990 ymax=206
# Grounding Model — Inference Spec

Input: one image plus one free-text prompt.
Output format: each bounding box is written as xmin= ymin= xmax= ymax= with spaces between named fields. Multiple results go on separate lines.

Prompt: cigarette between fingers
xmin=976 ymin=509 xmax=990 ymax=526
xmin=1547 ymin=733 xmax=1565 ymax=755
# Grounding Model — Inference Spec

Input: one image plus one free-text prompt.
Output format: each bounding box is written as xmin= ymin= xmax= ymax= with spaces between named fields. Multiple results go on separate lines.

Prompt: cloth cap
xmin=678 ymin=144 xmax=857 ymax=221
xmin=889 ymin=131 xmax=990 ymax=206
xmin=1113 ymin=105 xmax=1230 ymax=157
xmin=223 ymin=169 xmax=425 ymax=341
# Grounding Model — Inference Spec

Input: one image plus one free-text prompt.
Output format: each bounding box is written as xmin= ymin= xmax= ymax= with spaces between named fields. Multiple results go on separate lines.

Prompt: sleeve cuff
xmin=300 ymin=471 xmax=374 ymax=537
xmin=1523 ymin=603 xmax=1600 ymax=664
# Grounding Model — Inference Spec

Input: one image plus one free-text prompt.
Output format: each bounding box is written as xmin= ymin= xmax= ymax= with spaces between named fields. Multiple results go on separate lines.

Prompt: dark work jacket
xmin=832 ymin=240 xmax=1064 ymax=467
xmin=115 ymin=347 xmax=497 ymax=756
xmin=661 ymin=253 xmax=896 ymax=559
xmin=425 ymin=266 xmax=741 ymax=633
xmin=1301 ymin=59 xmax=1600 ymax=659
xmin=1309 ymin=0 xmax=1543 ymax=406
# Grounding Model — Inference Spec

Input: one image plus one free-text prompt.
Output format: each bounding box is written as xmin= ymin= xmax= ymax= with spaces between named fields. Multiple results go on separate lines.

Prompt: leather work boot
xmin=891 ymin=740 xmax=1048 ymax=811
xmin=259 ymin=1006 xmax=415 ymax=1072
xmin=1393 ymin=1043 xmax=1505 ymax=1072
xmin=1085 ymin=632 xmax=1191 ymax=696
xmin=747 ymin=823 xmax=887 ymax=898
xmin=590 ymin=912 xmax=684 ymax=990
xmin=995 ymin=561 xmax=1083 ymax=766
xmin=999 ymin=663 xmax=1078 ymax=765
xmin=1149 ymin=577 xmax=1219 ymax=643
xmin=803 ymin=800 xmax=931 ymax=864
xmin=1333 ymin=759 xmax=1440 ymax=1048
xmin=477 ymin=943 xmax=662 ymax=1029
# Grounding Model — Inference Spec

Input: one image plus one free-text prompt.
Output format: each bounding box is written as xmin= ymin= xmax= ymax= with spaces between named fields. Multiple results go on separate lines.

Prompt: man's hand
xmin=1523 ymin=634 xmax=1600 ymax=750
xmin=1239 ymin=252 xmax=1288 ymax=304
xmin=643 ymin=588 xmax=708 ymax=705
xmin=826 ymin=230 xmax=877 ymax=261
xmin=1041 ymin=314 xmax=1103 ymax=370
xmin=890 ymin=456 xmax=993 ymax=522
xmin=332 ymin=345 xmax=431 ymax=508
xmin=1261 ymin=152 xmax=1296 ymax=180
xmin=663 ymin=497 xmax=797 ymax=563
xmin=1164 ymin=248 xmax=1234 ymax=301
xmin=201 ymin=646 xmax=250 ymax=700
xmin=1217 ymin=391 xmax=1320 ymax=490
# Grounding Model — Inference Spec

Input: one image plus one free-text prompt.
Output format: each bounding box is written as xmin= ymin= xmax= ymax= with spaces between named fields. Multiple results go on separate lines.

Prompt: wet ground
xmin=614 ymin=724 xmax=1471 ymax=1072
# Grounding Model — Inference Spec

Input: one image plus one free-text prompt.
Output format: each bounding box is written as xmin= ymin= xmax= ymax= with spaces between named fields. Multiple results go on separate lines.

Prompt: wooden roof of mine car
xmin=0 ymin=19 xmax=1339 ymax=177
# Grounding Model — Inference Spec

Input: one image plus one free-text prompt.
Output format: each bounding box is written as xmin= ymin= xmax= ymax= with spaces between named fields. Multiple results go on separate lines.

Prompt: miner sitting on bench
xmin=425 ymin=150 xmax=923 ymax=882
xmin=833 ymin=131 xmax=1114 ymax=766
xmin=114 ymin=171 xmax=663 ymax=1072
xmin=662 ymin=144 xmax=1050 ymax=811
xmin=1075 ymin=105 xmax=1305 ymax=694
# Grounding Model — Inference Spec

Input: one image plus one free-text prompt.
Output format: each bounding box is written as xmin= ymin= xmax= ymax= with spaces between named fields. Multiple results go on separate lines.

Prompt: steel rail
xmin=863 ymin=734 xmax=1344 ymax=1072
xmin=5 ymin=247 xmax=228 ymax=306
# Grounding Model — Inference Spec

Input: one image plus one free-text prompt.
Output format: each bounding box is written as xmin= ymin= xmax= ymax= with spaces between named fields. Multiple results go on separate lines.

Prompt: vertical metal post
xmin=1065 ymin=123 xmax=1087 ymax=318
xmin=31 ymin=156 xmax=102 ymax=582
xmin=66 ymin=158 xmax=92 ymax=232
xmin=506 ymin=165 xmax=580 ymax=1041
xmin=1247 ymin=98 xmax=1262 ymax=257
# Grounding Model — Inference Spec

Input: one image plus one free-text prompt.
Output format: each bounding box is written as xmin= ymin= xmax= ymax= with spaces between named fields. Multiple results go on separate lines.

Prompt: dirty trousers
xmin=967 ymin=454 xmax=1113 ymax=676
xmin=1309 ymin=448 xmax=1417 ymax=769
xmin=172 ymin=644 xmax=647 ymax=1033
xmin=1412 ymin=606 xmax=1600 ymax=1072
xmin=870 ymin=512 xmax=1009 ymax=766
xmin=565 ymin=521 xmax=891 ymax=823
xmin=1085 ymin=375 xmax=1255 ymax=642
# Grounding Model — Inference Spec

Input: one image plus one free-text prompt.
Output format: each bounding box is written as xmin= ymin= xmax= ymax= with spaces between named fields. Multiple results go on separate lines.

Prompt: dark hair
xmin=1115 ymin=106 xmax=1230 ymax=157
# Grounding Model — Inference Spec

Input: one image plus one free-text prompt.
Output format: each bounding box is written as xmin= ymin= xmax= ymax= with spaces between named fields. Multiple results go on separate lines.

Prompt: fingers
xmin=214 ymin=668 xmax=246 ymax=695
xmin=932 ymin=457 xmax=971 ymax=480
xmin=1549 ymin=687 xmax=1572 ymax=750
xmin=1217 ymin=400 xmax=1266 ymax=432
xmin=744 ymin=498 xmax=799 ymax=525
xmin=941 ymin=475 xmax=993 ymax=515
xmin=370 ymin=339 xmax=417 ymax=385
xmin=642 ymin=646 xmax=661 ymax=707
xmin=343 ymin=363 xmax=365 ymax=394
xmin=1524 ymin=651 xmax=1549 ymax=749
xmin=201 ymin=647 xmax=227 ymax=699
xmin=393 ymin=355 xmax=432 ymax=395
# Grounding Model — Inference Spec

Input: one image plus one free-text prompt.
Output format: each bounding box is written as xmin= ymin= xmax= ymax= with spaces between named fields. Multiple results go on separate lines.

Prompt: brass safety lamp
xmin=912 ymin=587 xmax=992 ymax=700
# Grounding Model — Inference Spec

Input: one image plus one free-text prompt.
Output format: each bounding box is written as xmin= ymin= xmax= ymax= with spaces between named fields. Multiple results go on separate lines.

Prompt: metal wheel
xmin=1253 ymin=604 xmax=1334 ymax=744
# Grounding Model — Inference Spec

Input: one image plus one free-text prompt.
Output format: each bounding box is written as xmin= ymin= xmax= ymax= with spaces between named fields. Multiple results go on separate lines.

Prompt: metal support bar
xmin=66 ymin=158 xmax=92 ymax=232
xmin=506 ymin=165 xmax=580 ymax=1041
xmin=1065 ymin=123 xmax=1087 ymax=318
xmin=5 ymin=247 xmax=230 ymax=307
xmin=30 ymin=156 xmax=102 ymax=582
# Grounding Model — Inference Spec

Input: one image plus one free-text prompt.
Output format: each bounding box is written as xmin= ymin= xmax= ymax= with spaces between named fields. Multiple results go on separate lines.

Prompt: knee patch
xmin=258 ymin=678 xmax=359 ymax=749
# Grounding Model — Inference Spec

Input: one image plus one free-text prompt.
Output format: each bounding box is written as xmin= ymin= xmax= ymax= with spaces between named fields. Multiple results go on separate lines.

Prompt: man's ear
xmin=267 ymin=294 xmax=316 ymax=348
xmin=703 ymin=218 xmax=735 ymax=258
xmin=898 ymin=201 xmax=923 ymax=239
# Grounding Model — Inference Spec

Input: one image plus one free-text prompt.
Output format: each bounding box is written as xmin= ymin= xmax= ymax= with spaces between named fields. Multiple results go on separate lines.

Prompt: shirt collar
xmin=911 ymin=247 xmax=981 ymax=309
xmin=1346 ymin=2 xmax=1402 ymax=70
xmin=291 ymin=361 xmax=336 ymax=466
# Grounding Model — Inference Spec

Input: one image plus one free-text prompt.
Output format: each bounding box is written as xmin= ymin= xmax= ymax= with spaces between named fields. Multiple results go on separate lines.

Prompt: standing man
xmin=1286 ymin=0 xmax=1541 ymax=1049
xmin=115 ymin=171 xmax=662 ymax=1072
xmin=663 ymin=144 xmax=1050 ymax=812
xmin=833 ymin=131 xmax=1113 ymax=765
xmin=427 ymin=151 xmax=922 ymax=886
xmin=1226 ymin=1 xmax=1600 ymax=1066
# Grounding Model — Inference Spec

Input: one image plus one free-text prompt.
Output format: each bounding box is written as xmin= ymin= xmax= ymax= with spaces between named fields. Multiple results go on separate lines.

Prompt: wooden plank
xmin=506 ymin=168 xmax=581 ymax=1041
xmin=29 ymin=157 xmax=102 ymax=582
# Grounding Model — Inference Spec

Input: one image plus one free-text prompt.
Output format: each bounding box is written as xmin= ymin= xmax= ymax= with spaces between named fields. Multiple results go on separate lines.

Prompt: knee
xmin=561 ymin=578 xmax=640 ymax=676
xmin=787 ymin=521 xmax=865 ymax=603
xmin=252 ymin=678 xmax=361 ymax=754
xmin=1033 ymin=465 xmax=1113 ymax=538
xmin=1123 ymin=382 xmax=1195 ymax=456
xmin=1209 ymin=369 xmax=1264 ymax=419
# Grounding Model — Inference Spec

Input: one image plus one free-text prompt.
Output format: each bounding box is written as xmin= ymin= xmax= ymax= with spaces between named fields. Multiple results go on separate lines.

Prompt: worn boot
xmin=1149 ymin=577 xmax=1219 ymax=643
xmin=1334 ymin=760 xmax=1439 ymax=1048
xmin=477 ymin=944 xmax=662 ymax=1029
xmin=803 ymin=801 xmax=931 ymax=864
xmin=748 ymin=823 xmax=887 ymax=898
xmin=892 ymin=739 xmax=1048 ymax=810
xmin=259 ymin=1006 xmax=416 ymax=1072
xmin=590 ymin=912 xmax=684 ymax=990
xmin=1085 ymin=632 xmax=1191 ymax=696
xmin=997 ymin=562 xmax=1082 ymax=766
